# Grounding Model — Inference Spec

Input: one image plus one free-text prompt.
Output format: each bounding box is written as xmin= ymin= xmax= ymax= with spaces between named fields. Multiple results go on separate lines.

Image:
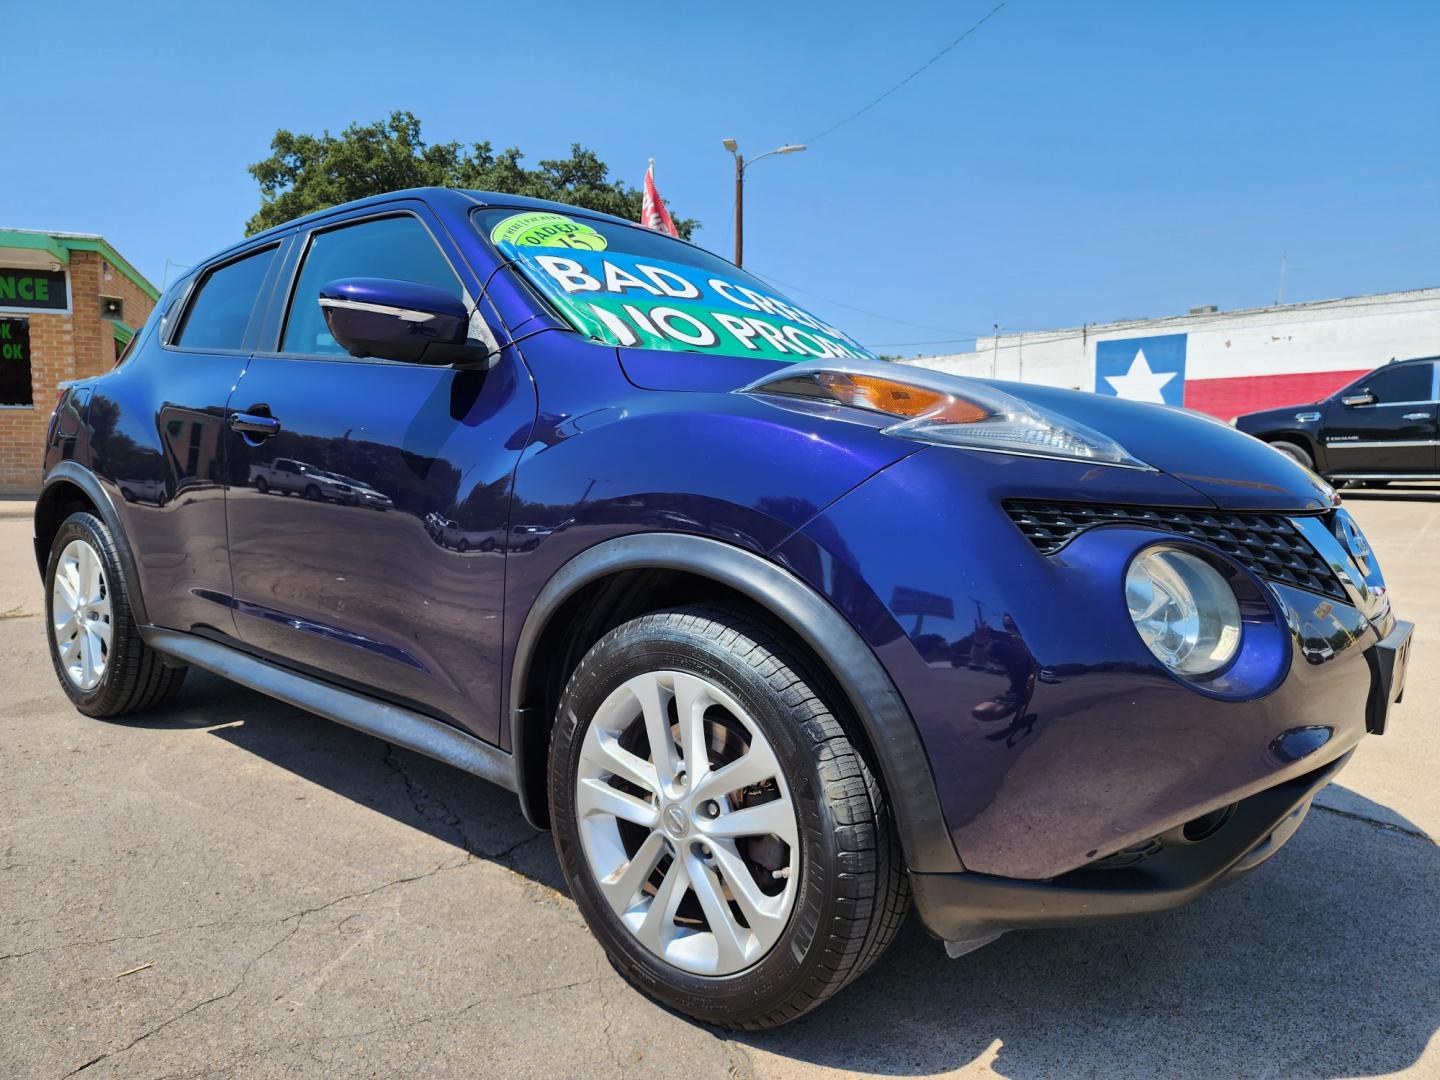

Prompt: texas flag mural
xmin=1095 ymin=334 xmax=1187 ymax=407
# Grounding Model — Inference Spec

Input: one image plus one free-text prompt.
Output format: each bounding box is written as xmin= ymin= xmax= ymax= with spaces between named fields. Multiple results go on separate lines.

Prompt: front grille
xmin=1003 ymin=500 xmax=1347 ymax=601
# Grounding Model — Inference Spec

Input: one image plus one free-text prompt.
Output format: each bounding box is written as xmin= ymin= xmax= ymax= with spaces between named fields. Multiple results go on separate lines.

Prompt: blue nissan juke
xmin=35 ymin=188 xmax=1411 ymax=1029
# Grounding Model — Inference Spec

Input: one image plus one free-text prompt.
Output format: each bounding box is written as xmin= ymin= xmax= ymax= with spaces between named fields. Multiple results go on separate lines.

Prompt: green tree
xmin=245 ymin=111 xmax=697 ymax=239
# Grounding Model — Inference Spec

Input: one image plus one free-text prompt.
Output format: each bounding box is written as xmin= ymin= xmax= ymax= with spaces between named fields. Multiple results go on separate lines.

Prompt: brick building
xmin=0 ymin=229 xmax=158 ymax=494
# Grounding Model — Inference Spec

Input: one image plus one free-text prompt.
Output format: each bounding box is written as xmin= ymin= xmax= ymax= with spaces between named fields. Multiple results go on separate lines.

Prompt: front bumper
xmin=910 ymin=749 xmax=1351 ymax=942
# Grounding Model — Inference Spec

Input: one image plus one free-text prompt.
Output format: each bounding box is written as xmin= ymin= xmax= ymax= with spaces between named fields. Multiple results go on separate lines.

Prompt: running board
xmin=1330 ymin=474 xmax=1440 ymax=481
xmin=144 ymin=628 xmax=517 ymax=793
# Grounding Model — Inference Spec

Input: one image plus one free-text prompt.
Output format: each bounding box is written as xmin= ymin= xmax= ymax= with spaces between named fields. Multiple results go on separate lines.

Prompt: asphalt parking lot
xmin=2 ymin=492 xmax=1437 ymax=1080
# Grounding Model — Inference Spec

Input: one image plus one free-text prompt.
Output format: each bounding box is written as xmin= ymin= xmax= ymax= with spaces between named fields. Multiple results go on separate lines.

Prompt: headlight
xmin=739 ymin=359 xmax=1149 ymax=468
xmin=1125 ymin=548 xmax=1242 ymax=676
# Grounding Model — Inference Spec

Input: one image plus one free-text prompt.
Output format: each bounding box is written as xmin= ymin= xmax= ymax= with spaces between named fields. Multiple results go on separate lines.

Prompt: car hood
xmin=982 ymin=378 xmax=1334 ymax=511
xmin=623 ymin=349 xmax=1333 ymax=513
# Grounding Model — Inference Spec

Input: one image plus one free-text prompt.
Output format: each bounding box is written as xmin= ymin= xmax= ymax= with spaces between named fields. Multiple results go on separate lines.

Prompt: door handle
xmin=1402 ymin=412 xmax=1430 ymax=421
xmin=228 ymin=411 xmax=282 ymax=437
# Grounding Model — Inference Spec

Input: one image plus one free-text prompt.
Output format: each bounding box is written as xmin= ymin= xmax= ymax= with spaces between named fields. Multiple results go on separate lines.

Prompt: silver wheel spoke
xmin=635 ymin=854 xmax=690 ymax=955
xmin=581 ymin=731 xmax=659 ymax=796
xmin=598 ymin=831 xmax=667 ymax=916
xmin=704 ymin=798 xmax=798 ymax=847
xmin=78 ymin=633 xmax=96 ymax=688
xmin=576 ymin=778 xmax=659 ymax=829
xmin=686 ymin=853 xmax=749 ymax=969
xmin=78 ymin=545 xmax=102 ymax=603
xmin=691 ymin=738 xmax=782 ymax=804
xmin=59 ymin=633 xmax=81 ymax=663
xmin=90 ymin=618 xmax=112 ymax=649
xmin=631 ymin=673 xmax=680 ymax=780
xmin=709 ymin=840 xmax=789 ymax=942
xmin=671 ymin=673 xmax=714 ymax=787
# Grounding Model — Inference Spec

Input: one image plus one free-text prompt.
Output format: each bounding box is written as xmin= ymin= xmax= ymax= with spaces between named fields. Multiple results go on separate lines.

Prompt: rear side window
xmin=175 ymin=246 xmax=277 ymax=350
xmin=282 ymin=215 xmax=464 ymax=356
xmin=1363 ymin=363 xmax=1434 ymax=404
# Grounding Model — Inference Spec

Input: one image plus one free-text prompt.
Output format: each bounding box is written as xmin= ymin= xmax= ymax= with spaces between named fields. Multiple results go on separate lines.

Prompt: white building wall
xmin=904 ymin=288 xmax=1440 ymax=409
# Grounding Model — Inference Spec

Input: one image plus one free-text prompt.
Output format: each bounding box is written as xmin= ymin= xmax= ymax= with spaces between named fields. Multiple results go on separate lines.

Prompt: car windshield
xmin=473 ymin=207 xmax=873 ymax=362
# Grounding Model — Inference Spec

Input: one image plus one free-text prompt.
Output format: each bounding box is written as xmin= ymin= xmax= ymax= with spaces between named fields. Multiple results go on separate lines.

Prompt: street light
xmin=722 ymin=139 xmax=805 ymax=267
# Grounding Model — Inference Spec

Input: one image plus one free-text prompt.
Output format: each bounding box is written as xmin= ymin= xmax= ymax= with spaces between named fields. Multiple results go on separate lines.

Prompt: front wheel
xmin=1268 ymin=439 xmax=1314 ymax=471
xmin=45 ymin=511 xmax=187 ymax=717
xmin=549 ymin=605 xmax=909 ymax=1030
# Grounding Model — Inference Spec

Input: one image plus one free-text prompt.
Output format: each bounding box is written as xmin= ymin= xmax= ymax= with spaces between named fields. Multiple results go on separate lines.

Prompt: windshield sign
xmin=485 ymin=210 xmax=873 ymax=362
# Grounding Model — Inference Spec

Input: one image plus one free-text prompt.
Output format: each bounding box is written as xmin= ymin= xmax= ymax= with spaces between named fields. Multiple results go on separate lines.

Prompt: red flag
xmin=641 ymin=160 xmax=679 ymax=237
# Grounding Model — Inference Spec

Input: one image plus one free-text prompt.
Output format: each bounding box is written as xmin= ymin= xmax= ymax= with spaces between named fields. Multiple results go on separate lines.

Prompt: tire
xmin=549 ymin=604 xmax=909 ymax=1030
xmin=457 ymin=539 xmax=470 ymax=553
xmin=304 ymin=484 xmax=321 ymax=501
xmin=255 ymin=476 xmax=269 ymax=494
xmin=1268 ymin=439 xmax=1314 ymax=471
xmin=44 ymin=511 xmax=187 ymax=718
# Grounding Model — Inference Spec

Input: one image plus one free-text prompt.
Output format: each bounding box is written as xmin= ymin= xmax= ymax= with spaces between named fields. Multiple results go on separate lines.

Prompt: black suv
xmin=1234 ymin=356 xmax=1440 ymax=483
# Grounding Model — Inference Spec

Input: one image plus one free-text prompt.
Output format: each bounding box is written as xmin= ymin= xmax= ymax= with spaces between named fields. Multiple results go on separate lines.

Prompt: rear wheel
xmin=45 ymin=512 xmax=186 ymax=717
xmin=304 ymin=484 xmax=321 ymax=501
xmin=255 ymin=476 xmax=269 ymax=494
xmin=1268 ymin=439 xmax=1314 ymax=471
xmin=549 ymin=605 xmax=908 ymax=1030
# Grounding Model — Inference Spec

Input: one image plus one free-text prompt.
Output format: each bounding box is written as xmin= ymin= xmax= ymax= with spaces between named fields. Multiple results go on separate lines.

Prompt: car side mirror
xmin=318 ymin=277 xmax=487 ymax=366
xmin=1340 ymin=391 xmax=1377 ymax=407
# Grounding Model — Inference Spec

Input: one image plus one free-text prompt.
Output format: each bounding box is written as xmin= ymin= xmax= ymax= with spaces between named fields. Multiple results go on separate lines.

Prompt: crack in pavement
xmin=1313 ymin=801 xmax=1434 ymax=842
xmin=62 ymin=920 xmax=303 ymax=1077
xmin=151 ymin=971 xmax=610 ymax=1077
xmin=48 ymin=857 xmax=488 ymax=1075
xmin=381 ymin=741 xmax=546 ymax=865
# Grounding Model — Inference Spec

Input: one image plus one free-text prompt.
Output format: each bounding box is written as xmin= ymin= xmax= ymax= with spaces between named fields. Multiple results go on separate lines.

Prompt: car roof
xmin=180 ymin=187 xmax=647 ymax=288
xmin=241 ymin=187 xmax=636 ymax=247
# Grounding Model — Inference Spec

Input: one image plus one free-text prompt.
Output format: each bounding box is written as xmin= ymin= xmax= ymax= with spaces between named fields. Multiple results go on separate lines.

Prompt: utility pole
xmin=1276 ymin=253 xmax=1288 ymax=306
xmin=733 ymin=152 xmax=744 ymax=266
xmin=991 ymin=324 xmax=1000 ymax=377
xmin=721 ymin=139 xmax=806 ymax=268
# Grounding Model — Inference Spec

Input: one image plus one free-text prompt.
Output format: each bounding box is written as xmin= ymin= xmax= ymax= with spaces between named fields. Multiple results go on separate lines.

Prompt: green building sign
xmin=0 ymin=267 xmax=68 ymax=313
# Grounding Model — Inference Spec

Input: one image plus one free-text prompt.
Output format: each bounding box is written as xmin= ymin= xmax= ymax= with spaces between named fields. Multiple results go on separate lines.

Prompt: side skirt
xmin=144 ymin=627 xmax=518 ymax=795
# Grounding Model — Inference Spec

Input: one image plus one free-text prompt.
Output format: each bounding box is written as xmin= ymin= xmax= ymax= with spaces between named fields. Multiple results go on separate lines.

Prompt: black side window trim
xmin=267 ymin=208 xmax=471 ymax=363
xmin=167 ymin=243 xmax=283 ymax=355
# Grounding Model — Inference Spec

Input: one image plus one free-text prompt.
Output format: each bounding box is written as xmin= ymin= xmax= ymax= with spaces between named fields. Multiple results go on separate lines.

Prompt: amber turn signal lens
xmin=810 ymin=372 xmax=990 ymax=423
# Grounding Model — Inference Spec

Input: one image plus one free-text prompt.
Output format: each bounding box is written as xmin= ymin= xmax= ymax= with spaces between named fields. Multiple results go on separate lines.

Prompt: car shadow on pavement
xmin=736 ymin=788 xmax=1440 ymax=1078
xmin=164 ymin=672 xmax=1438 ymax=1078
xmin=169 ymin=670 xmax=566 ymax=892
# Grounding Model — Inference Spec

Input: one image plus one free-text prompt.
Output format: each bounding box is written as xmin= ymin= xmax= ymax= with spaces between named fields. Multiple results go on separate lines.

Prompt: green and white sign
xmin=492 ymin=214 xmax=871 ymax=362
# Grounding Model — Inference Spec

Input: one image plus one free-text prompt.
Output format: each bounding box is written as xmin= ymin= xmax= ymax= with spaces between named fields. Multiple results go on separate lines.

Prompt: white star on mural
xmin=1104 ymin=349 xmax=1175 ymax=403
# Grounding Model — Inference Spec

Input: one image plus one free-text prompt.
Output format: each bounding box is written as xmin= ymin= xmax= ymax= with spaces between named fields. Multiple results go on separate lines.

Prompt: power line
xmin=805 ymin=1 xmax=1012 ymax=145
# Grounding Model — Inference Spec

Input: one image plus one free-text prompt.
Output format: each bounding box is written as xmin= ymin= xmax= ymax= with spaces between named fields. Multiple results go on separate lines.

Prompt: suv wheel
xmin=45 ymin=511 xmax=187 ymax=717
xmin=549 ymin=605 xmax=909 ymax=1030
xmin=1268 ymin=439 xmax=1314 ymax=471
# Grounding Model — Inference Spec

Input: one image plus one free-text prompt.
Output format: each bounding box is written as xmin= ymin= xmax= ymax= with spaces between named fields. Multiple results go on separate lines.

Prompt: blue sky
xmin=9 ymin=1 xmax=1438 ymax=355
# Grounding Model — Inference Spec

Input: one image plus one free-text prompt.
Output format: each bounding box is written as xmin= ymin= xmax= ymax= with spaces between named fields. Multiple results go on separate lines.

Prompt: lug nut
xmin=702 ymin=800 xmax=720 ymax=818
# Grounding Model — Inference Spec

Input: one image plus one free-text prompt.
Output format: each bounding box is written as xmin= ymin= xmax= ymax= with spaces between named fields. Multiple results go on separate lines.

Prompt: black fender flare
xmin=508 ymin=533 xmax=963 ymax=873
xmin=34 ymin=462 xmax=151 ymax=627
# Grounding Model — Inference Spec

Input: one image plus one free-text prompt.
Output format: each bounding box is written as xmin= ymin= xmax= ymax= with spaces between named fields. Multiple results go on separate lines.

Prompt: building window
xmin=0 ymin=316 xmax=32 ymax=407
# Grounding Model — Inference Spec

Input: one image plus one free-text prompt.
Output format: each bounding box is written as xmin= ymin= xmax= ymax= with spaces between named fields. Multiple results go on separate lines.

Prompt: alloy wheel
xmin=575 ymin=669 xmax=800 ymax=976
xmin=51 ymin=539 xmax=113 ymax=692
